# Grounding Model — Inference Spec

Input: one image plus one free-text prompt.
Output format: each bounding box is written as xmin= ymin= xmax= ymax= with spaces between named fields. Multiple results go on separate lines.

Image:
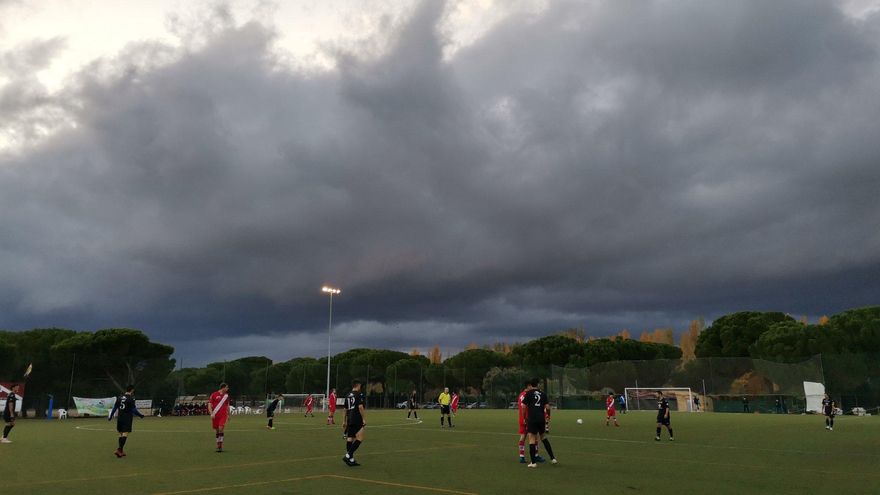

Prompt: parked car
xmin=423 ymin=401 xmax=440 ymax=409
xmin=395 ymin=401 xmax=409 ymax=409
xmin=508 ymin=401 xmax=518 ymax=409
xmin=466 ymin=402 xmax=488 ymax=409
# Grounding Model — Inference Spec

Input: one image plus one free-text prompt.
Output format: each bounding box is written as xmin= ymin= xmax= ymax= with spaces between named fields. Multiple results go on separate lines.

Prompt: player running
xmin=822 ymin=393 xmax=836 ymax=431
xmin=304 ymin=393 xmax=315 ymax=417
xmin=439 ymin=387 xmax=453 ymax=428
xmin=2 ymin=384 xmax=20 ymax=444
xmin=209 ymin=383 xmax=230 ymax=452
xmin=655 ymin=391 xmax=674 ymax=441
xmin=342 ymin=380 xmax=366 ymax=466
xmin=267 ymin=393 xmax=282 ymax=430
xmin=407 ymin=389 xmax=419 ymax=420
xmin=523 ymin=378 xmax=557 ymax=468
xmin=327 ymin=388 xmax=337 ymax=425
xmin=108 ymin=385 xmax=145 ymax=457
xmin=606 ymin=392 xmax=620 ymax=426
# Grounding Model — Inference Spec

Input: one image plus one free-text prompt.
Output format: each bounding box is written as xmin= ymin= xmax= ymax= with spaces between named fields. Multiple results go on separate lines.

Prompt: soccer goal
xmin=280 ymin=394 xmax=327 ymax=413
xmin=624 ymin=387 xmax=695 ymax=412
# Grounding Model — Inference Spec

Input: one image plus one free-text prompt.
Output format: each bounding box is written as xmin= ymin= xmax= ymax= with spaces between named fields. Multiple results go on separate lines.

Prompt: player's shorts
xmin=440 ymin=405 xmax=451 ymax=415
xmin=212 ymin=416 xmax=228 ymax=430
xmin=824 ymin=408 xmax=834 ymax=417
xmin=116 ymin=418 xmax=133 ymax=433
xmin=408 ymin=401 xmax=416 ymax=409
xmin=518 ymin=421 xmax=526 ymax=435
xmin=3 ymin=412 xmax=13 ymax=423
xmin=345 ymin=422 xmax=365 ymax=438
xmin=527 ymin=421 xmax=546 ymax=435
xmin=607 ymin=408 xmax=617 ymax=417
xmin=657 ymin=416 xmax=671 ymax=426
xmin=267 ymin=410 xmax=275 ymax=418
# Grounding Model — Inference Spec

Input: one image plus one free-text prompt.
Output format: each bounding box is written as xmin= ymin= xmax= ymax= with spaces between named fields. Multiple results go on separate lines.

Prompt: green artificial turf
xmin=1 ymin=409 xmax=877 ymax=494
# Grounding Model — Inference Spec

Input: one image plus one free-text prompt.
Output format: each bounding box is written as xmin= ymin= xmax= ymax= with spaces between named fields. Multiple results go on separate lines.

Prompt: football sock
xmin=441 ymin=417 xmax=445 ymax=426
xmin=448 ymin=418 xmax=453 ymax=427
xmin=542 ymin=439 xmax=555 ymax=460
xmin=2 ymin=425 xmax=12 ymax=438
xmin=350 ymin=440 xmax=361 ymax=456
xmin=668 ymin=428 xmax=674 ymax=437
xmin=519 ymin=440 xmax=525 ymax=457
xmin=830 ymin=418 xmax=834 ymax=427
xmin=268 ymin=419 xmax=273 ymax=428
xmin=346 ymin=440 xmax=353 ymax=455
xmin=656 ymin=427 xmax=661 ymax=436
xmin=825 ymin=418 xmax=829 ymax=427
xmin=529 ymin=443 xmax=537 ymax=463
xmin=120 ymin=436 xmax=128 ymax=449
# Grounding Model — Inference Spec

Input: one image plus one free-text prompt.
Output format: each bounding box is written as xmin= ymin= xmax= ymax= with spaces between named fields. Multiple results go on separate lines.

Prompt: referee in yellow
xmin=439 ymin=387 xmax=453 ymax=428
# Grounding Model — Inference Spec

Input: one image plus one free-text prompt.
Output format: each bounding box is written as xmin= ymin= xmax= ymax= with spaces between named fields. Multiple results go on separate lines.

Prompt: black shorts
xmin=824 ymin=409 xmax=834 ymax=417
xmin=117 ymin=418 xmax=133 ymax=433
xmin=657 ymin=416 xmax=671 ymax=426
xmin=345 ymin=423 xmax=365 ymax=438
xmin=527 ymin=421 xmax=546 ymax=435
xmin=267 ymin=410 xmax=275 ymax=418
xmin=408 ymin=401 xmax=417 ymax=409
xmin=3 ymin=413 xmax=13 ymax=423
xmin=440 ymin=405 xmax=450 ymax=414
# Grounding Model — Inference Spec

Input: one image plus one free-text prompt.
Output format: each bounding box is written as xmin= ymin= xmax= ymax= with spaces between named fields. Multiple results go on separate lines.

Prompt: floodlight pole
xmin=322 ymin=286 xmax=341 ymax=411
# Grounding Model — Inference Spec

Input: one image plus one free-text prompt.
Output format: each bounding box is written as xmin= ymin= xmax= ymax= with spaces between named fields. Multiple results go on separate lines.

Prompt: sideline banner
xmin=73 ymin=396 xmax=116 ymax=417
xmin=0 ymin=382 xmax=26 ymax=413
xmin=136 ymin=399 xmax=153 ymax=416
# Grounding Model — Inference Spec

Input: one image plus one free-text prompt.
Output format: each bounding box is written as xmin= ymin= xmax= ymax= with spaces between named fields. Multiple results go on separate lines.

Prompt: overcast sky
xmin=1 ymin=0 xmax=879 ymax=366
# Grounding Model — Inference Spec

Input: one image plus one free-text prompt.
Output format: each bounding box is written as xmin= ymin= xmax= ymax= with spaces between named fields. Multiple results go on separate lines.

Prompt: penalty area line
xmin=152 ymin=474 xmax=479 ymax=495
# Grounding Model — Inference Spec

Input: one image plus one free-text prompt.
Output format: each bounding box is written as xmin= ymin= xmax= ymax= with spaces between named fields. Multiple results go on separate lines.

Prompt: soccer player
xmin=438 ymin=387 xmax=453 ymax=427
xmin=108 ymin=385 xmax=145 ymax=457
xmin=328 ymin=388 xmax=337 ymax=425
xmin=822 ymin=393 xmax=836 ymax=431
xmin=267 ymin=393 xmax=282 ymax=430
xmin=2 ymin=384 xmax=20 ymax=443
xmin=209 ymin=383 xmax=230 ymax=453
xmin=655 ymin=391 xmax=673 ymax=441
xmin=523 ymin=378 xmax=556 ymax=468
xmin=304 ymin=393 xmax=315 ymax=417
xmin=407 ymin=389 xmax=419 ymax=420
xmin=606 ymin=392 xmax=619 ymax=426
xmin=517 ymin=381 xmax=530 ymax=463
xmin=342 ymin=380 xmax=366 ymax=466
xmin=450 ymin=391 xmax=460 ymax=417
xmin=618 ymin=393 xmax=627 ymax=414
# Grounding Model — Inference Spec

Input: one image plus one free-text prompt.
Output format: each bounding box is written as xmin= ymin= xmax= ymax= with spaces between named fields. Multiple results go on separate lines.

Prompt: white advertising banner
xmin=73 ymin=396 xmax=116 ymax=417
xmin=136 ymin=399 xmax=153 ymax=415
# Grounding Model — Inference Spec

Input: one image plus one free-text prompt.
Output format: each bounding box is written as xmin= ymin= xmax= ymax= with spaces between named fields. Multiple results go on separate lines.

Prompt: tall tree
xmin=695 ymin=312 xmax=794 ymax=358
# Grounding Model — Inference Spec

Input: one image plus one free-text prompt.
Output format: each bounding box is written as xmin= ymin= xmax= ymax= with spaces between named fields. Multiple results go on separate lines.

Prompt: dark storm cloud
xmin=1 ymin=0 xmax=879 ymax=364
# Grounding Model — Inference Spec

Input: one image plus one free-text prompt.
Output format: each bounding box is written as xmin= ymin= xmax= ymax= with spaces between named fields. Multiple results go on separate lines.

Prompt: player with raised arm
xmin=407 ymin=389 xmax=419 ymax=420
xmin=655 ymin=391 xmax=673 ymax=441
xmin=523 ymin=378 xmax=556 ymax=468
xmin=304 ymin=393 xmax=315 ymax=417
xmin=606 ymin=392 xmax=619 ymax=426
xmin=327 ymin=388 xmax=337 ymax=425
xmin=108 ymin=385 xmax=145 ymax=457
xmin=209 ymin=383 xmax=230 ymax=452
xmin=439 ymin=387 xmax=453 ymax=428
xmin=267 ymin=393 xmax=282 ymax=430
xmin=822 ymin=393 xmax=836 ymax=431
xmin=342 ymin=380 xmax=366 ymax=466
xmin=1 ymin=384 xmax=20 ymax=444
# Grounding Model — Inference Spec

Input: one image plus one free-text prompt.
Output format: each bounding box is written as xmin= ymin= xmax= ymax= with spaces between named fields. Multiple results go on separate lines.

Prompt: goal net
xmin=279 ymin=394 xmax=327 ymax=413
xmin=624 ymin=387 xmax=695 ymax=412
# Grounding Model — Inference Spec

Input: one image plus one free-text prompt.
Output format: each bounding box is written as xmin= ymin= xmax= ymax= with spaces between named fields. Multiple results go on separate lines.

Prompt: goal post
xmin=279 ymin=394 xmax=327 ymax=413
xmin=624 ymin=387 xmax=695 ymax=412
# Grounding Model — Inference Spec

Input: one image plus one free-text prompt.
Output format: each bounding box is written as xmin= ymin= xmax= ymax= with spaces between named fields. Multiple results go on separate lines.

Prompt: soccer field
xmin=1 ymin=409 xmax=877 ymax=495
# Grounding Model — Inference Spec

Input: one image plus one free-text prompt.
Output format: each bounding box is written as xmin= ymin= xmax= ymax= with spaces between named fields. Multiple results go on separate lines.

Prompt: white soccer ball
xmin=577 ymin=418 xmax=583 ymax=424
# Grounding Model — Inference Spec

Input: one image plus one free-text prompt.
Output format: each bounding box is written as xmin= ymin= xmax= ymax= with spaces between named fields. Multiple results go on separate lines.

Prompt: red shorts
xmin=607 ymin=409 xmax=616 ymax=417
xmin=212 ymin=416 xmax=228 ymax=430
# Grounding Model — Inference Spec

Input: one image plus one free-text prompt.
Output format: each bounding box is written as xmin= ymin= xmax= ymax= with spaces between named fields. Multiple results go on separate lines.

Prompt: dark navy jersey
xmin=523 ymin=389 xmax=548 ymax=423
xmin=110 ymin=394 xmax=143 ymax=420
xmin=657 ymin=397 xmax=670 ymax=418
xmin=822 ymin=398 xmax=835 ymax=414
xmin=3 ymin=392 xmax=17 ymax=417
xmin=346 ymin=392 xmax=365 ymax=425
xmin=268 ymin=399 xmax=280 ymax=414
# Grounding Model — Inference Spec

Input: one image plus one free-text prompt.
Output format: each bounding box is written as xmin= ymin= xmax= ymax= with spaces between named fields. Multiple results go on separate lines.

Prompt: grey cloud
xmin=1 ymin=0 xmax=879 ymax=364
